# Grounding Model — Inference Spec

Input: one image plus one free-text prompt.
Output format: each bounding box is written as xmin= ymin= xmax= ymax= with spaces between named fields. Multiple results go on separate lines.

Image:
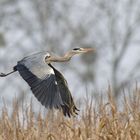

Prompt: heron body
xmin=0 ymin=48 xmax=95 ymax=117
xmin=18 ymin=52 xmax=54 ymax=78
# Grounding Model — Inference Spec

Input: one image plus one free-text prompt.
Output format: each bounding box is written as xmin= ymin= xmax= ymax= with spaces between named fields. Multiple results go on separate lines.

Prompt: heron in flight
xmin=0 ymin=48 xmax=95 ymax=117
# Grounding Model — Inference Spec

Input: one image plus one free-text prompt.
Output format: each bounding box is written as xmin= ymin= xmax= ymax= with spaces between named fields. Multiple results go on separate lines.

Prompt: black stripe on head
xmin=73 ymin=48 xmax=80 ymax=51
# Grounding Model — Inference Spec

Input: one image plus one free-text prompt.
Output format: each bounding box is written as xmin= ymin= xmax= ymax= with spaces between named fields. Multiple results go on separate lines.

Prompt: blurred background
xmin=0 ymin=0 xmax=140 ymax=112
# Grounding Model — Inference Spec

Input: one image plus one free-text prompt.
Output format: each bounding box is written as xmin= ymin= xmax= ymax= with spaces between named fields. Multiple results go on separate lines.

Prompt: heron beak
xmin=81 ymin=48 xmax=96 ymax=53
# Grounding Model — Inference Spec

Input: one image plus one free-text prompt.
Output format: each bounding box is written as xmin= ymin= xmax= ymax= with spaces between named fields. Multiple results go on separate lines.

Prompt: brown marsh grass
xmin=0 ymin=87 xmax=140 ymax=140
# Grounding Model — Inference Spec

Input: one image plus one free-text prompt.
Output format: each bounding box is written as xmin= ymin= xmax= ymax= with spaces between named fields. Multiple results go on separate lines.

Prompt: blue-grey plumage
xmin=0 ymin=47 xmax=95 ymax=117
xmin=19 ymin=52 xmax=54 ymax=78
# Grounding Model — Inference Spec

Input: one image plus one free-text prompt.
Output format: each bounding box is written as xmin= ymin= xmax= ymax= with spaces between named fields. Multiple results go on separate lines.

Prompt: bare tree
xmin=1 ymin=0 xmax=140 ymax=101
xmin=93 ymin=0 xmax=140 ymax=98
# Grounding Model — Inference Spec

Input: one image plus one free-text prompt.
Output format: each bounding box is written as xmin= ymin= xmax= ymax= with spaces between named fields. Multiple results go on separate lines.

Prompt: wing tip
xmin=61 ymin=104 xmax=79 ymax=117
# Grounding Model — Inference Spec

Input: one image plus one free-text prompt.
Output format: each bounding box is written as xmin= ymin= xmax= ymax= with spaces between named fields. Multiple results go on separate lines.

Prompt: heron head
xmin=45 ymin=47 xmax=95 ymax=63
xmin=72 ymin=47 xmax=95 ymax=54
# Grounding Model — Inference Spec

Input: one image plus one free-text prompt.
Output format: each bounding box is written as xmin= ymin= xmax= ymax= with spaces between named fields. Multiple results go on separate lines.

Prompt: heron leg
xmin=0 ymin=70 xmax=16 ymax=77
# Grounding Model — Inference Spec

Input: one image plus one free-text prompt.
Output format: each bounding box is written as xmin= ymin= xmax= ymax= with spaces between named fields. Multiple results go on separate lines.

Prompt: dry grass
xmin=0 ymin=87 xmax=140 ymax=140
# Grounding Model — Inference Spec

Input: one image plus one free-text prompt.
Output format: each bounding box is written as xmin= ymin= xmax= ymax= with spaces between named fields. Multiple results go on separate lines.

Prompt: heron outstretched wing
xmin=48 ymin=64 xmax=79 ymax=117
xmin=14 ymin=51 xmax=78 ymax=116
xmin=15 ymin=63 xmax=63 ymax=109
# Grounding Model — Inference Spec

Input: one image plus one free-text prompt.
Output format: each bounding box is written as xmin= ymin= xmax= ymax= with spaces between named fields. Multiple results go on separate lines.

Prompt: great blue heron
xmin=0 ymin=47 xmax=95 ymax=117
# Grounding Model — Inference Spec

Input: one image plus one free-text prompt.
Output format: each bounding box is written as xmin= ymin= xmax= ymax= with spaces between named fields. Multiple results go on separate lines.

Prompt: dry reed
xmin=0 ymin=87 xmax=140 ymax=140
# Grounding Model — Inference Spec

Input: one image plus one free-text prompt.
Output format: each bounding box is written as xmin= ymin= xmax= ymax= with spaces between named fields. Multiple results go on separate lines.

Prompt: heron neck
xmin=64 ymin=51 xmax=75 ymax=60
xmin=53 ymin=51 xmax=75 ymax=62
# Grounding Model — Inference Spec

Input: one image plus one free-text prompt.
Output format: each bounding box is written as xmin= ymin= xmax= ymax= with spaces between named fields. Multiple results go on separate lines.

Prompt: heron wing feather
xmin=48 ymin=64 xmax=79 ymax=117
xmin=16 ymin=63 xmax=63 ymax=109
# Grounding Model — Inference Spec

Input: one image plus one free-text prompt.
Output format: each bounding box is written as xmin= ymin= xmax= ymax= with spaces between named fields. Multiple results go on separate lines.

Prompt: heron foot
xmin=0 ymin=73 xmax=7 ymax=77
